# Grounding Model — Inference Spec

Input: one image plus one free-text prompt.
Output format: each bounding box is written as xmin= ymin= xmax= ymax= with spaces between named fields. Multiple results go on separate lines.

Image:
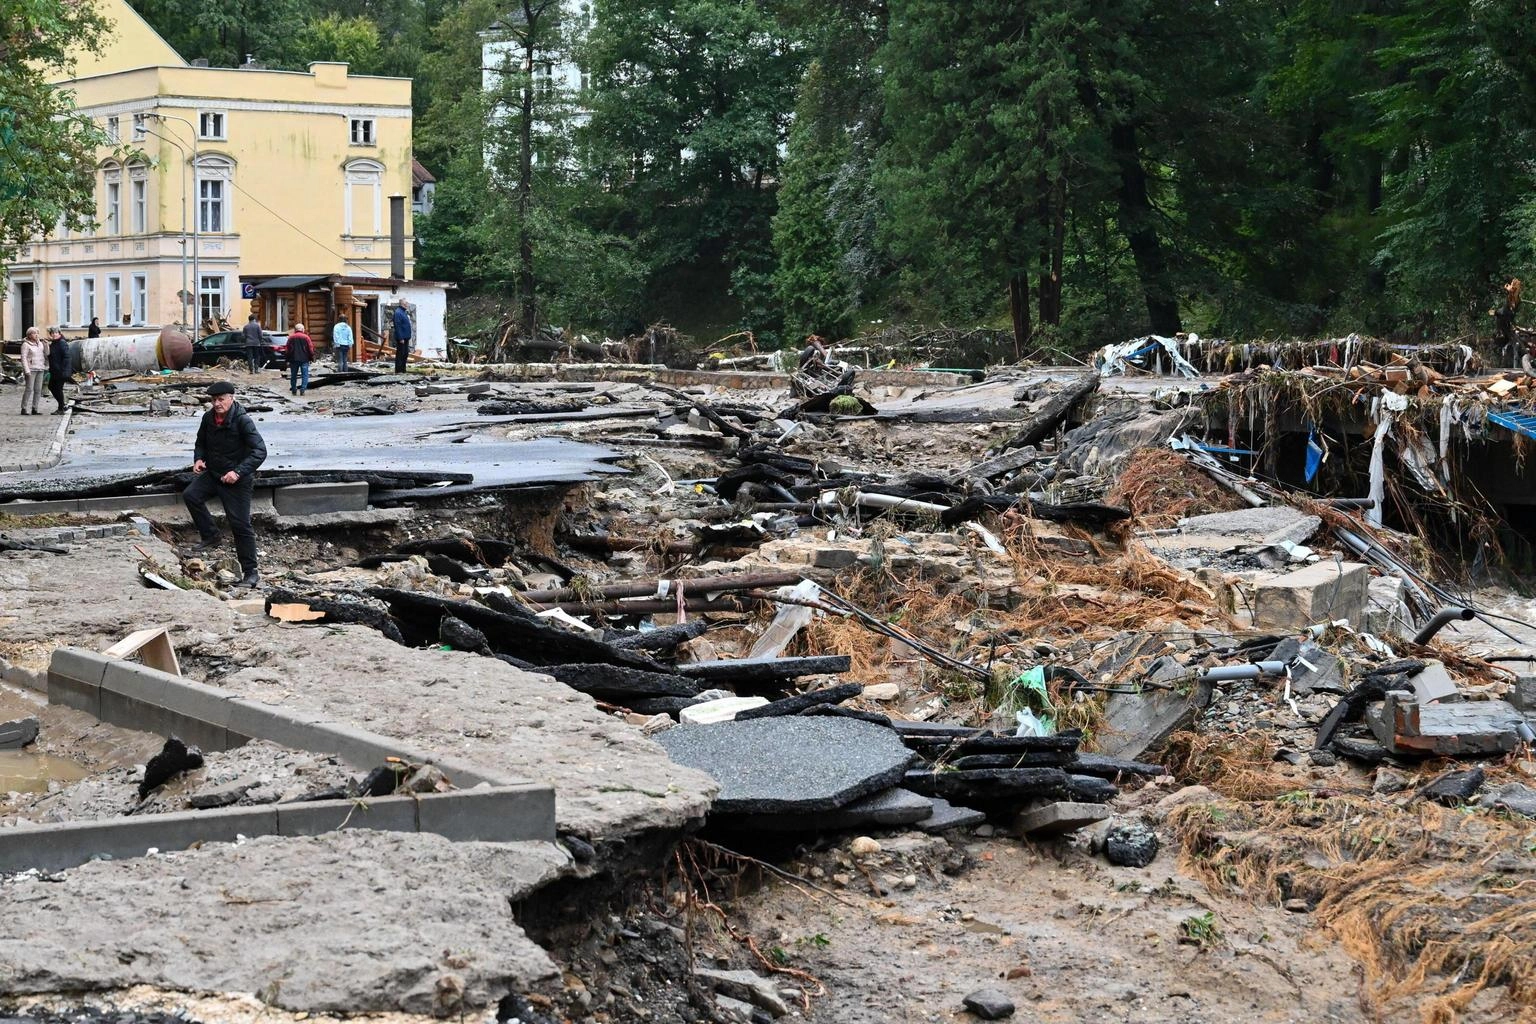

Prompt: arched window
xmin=344 ymin=158 xmax=384 ymax=236
xmin=195 ymin=155 xmax=235 ymax=233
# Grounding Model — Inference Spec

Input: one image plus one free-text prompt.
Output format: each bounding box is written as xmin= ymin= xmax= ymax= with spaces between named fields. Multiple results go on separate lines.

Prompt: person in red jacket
xmin=287 ymin=323 xmax=314 ymax=395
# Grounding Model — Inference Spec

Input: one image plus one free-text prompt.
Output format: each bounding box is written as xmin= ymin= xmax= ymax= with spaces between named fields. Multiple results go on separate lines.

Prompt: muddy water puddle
xmin=0 ymin=751 xmax=90 ymax=793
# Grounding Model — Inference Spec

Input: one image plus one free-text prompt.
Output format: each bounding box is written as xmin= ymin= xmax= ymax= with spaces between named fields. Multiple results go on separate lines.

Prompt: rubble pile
xmin=10 ymin=342 xmax=1536 ymax=1022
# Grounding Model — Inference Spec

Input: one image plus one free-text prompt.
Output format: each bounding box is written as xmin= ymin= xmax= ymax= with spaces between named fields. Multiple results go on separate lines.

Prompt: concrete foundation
xmin=1252 ymin=561 xmax=1370 ymax=631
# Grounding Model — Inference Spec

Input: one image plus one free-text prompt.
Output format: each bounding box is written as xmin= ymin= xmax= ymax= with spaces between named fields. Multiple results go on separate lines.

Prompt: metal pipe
xmin=1412 ymin=607 xmax=1475 ymax=645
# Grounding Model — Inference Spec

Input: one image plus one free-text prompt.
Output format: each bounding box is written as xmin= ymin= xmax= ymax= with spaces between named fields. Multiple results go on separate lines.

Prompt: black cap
xmin=207 ymin=381 xmax=236 ymax=397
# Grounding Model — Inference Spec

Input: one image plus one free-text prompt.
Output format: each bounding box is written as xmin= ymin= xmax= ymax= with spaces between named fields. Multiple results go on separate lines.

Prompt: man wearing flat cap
xmin=184 ymin=380 xmax=267 ymax=588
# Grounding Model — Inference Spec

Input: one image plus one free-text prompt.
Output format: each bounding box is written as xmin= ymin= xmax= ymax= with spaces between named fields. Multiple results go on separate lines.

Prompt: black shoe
xmin=237 ymin=571 xmax=261 ymax=589
xmin=18 ymin=410 xmax=27 ymax=416
xmin=188 ymin=539 xmax=221 ymax=554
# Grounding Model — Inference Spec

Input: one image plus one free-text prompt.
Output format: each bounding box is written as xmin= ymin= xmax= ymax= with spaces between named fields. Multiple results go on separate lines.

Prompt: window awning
xmin=252 ymin=275 xmax=333 ymax=291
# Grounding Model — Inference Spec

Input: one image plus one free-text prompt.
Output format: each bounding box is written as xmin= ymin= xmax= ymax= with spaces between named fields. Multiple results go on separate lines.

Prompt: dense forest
xmin=125 ymin=0 xmax=1536 ymax=353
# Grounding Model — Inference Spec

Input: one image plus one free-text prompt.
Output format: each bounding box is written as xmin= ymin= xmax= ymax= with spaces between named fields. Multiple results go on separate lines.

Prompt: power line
xmin=224 ymin=178 xmax=382 ymax=278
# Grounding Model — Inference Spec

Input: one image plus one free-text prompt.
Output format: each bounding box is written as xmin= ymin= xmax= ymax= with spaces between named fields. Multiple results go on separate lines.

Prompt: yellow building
xmin=3 ymin=0 xmax=442 ymax=349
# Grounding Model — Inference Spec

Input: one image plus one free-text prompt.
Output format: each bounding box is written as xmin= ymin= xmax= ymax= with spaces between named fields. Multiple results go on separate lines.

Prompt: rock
xmin=1097 ymin=674 xmax=1213 ymax=762
xmin=438 ymin=615 xmax=489 ymax=653
xmin=1510 ymin=674 xmax=1536 ymax=713
xmin=914 ymin=797 xmax=987 ymax=833
xmin=715 ymin=993 xmax=760 ymax=1021
xmin=188 ymin=779 xmax=255 ymax=809
xmin=138 ymin=736 xmax=205 ymax=800
xmin=1420 ymin=767 xmax=1485 ymax=807
xmin=1284 ymin=898 xmax=1311 ymax=913
xmin=1372 ymin=768 xmax=1412 ymax=794
xmin=1487 ymin=782 xmax=1536 ymax=817
xmin=401 ymin=764 xmax=452 ymax=794
xmin=862 ymin=683 xmax=901 ymax=702
xmin=1271 ymin=639 xmax=1347 ymax=696
xmin=1369 ymin=694 xmax=1523 ymax=757
xmin=695 ymin=968 xmax=790 ymax=1018
xmin=961 ymin=987 xmax=1016 ymax=1020
xmin=0 ymin=716 xmax=40 ymax=749
xmin=679 ymin=696 xmax=772 ymax=725
xmin=1307 ymin=749 xmax=1337 ymax=767
xmin=1178 ymin=506 xmax=1321 ymax=547
xmin=1252 ymin=561 xmax=1369 ymax=631
xmin=1014 ymin=801 xmax=1112 ymax=837
xmin=656 ymin=717 xmax=914 ymax=814
xmin=1104 ymin=820 xmax=1159 ymax=867
xmin=850 ymin=836 xmax=882 ymax=856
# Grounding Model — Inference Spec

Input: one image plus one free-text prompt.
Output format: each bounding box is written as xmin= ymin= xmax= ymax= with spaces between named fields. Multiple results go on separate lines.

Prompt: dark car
xmin=191 ymin=329 xmax=289 ymax=371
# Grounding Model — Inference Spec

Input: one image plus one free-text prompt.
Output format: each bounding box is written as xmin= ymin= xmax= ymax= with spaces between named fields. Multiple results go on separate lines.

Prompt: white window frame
xmin=105 ymin=116 xmax=120 ymax=143
xmin=129 ymin=163 xmax=148 ymax=233
xmin=57 ymin=278 xmax=73 ymax=326
xmin=349 ymin=117 xmax=375 ymax=146
xmin=196 ymin=156 xmax=234 ymax=233
xmin=275 ymin=295 xmax=291 ymax=332
xmin=131 ymin=274 xmax=148 ymax=326
xmin=343 ymin=158 xmax=384 ymax=236
xmin=198 ymin=111 xmax=226 ymax=141
xmin=105 ymin=275 xmax=122 ymax=326
xmin=106 ymin=180 xmax=120 ymax=234
xmin=198 ymin=275 xmax=227 ymax=326
xmin=82 ymin=276 xmax=96 ymax=324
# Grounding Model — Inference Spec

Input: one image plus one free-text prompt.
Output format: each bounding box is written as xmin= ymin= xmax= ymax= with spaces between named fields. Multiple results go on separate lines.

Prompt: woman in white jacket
xmin=19 ymin=327 xmax=47 ymax=415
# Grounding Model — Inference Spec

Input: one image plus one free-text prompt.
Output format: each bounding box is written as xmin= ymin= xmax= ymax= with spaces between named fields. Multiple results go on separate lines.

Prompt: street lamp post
xmin=135 ymin=123 xmax=189 ymax=328
xmin=149 ymin=113 xmax=199 ymax=330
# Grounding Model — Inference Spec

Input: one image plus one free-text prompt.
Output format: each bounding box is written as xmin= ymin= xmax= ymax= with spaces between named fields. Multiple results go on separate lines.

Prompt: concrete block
xmin=1510 ymin=675 xmax=1536 ymax=712
xmin=1252 ymin=561 xmax=1369 ymax=631
xmin=101 ymin=659 xmax=172 ymax=706
xmin=415 ymin=785 xmax=557 ymax=843
xmin=1372 ymin=692 xmax=1523 ymax=757
xmin=0 ymin=807 xmax=278 ymax=875
xmin=46 ymin=673 xmax=100 ymax=718
xmin=49 ymin=647 xmax=113 ymax=688
xmin=76 ymin=493 xmax=182 ymax=513
xmin=275 ymin=793 xmax=419 ymax=838
xmin=1014 ymin=801 xmax=1112 ymax=838
xmin=273 ymin=482 xmax=370 ymax=516
xmin=1411 ymin=661 xmax=1459 ymax=705
xmin=225 ymin=698 xmax=330 ymax=751
xmin=305 ymin=722 xmax=419 ymax=769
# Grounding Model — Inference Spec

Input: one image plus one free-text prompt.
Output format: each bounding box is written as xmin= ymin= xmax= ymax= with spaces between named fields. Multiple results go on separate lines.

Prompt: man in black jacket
xmin=46 ymin=328 xmax=71 ymax=414
xmin=184 ymin=381 xmax=267 ymax=588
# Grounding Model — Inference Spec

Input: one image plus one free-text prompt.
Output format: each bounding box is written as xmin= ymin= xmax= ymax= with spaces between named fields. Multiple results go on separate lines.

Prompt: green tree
xmin=583 ymin=0 xmax=801 ymax=337
xmin=773 ymin=61 xmax=856 ymax=338
xmin=129 ymin=0 xmax=306 ymax=68
xmin=1370 ymin=0 xmax=1536 ymax=328
xmin=291 ymin=14 xmax=383 ymax=73
xmin=879 ymin=0 xmax=1132 ymax=355
xmin=0 ymin=0 xmax=112 ymax=273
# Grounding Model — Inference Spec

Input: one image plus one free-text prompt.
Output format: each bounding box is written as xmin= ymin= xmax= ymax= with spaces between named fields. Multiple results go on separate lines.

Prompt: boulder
xmin=1252 ymin=561 xmax=1369 ymax=631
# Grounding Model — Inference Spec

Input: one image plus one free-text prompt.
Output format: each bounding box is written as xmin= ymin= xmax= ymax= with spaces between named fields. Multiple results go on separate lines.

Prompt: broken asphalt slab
xmin=657 ymin=717 xmax=913 ymax=814
xmin=717 ymin=787 xmax=934 ymax=833
xmin=0 ymin=831 xmax=567 ymax=1015
xmin=0 ymin=536 xmax=718 ymax=843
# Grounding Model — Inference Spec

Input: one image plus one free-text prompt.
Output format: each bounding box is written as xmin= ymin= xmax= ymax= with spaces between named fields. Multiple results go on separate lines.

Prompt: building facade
xmin=2 ymin=0 xmax=436 ymax=345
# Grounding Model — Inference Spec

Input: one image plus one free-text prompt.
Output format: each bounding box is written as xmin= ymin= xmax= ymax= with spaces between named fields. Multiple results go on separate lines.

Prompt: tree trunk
xmin=1110 ymin=122 xmax=1181 ymax=335
xmin=517 ymin=3 xmax=537 ymax=339
xmin=1007 ymin=272 xmax=1031 ymax=361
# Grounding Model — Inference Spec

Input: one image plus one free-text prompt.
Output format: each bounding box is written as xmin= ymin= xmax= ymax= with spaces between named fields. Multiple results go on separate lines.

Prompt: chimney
xmin=389 ymin=195 xmax=406 ymax=280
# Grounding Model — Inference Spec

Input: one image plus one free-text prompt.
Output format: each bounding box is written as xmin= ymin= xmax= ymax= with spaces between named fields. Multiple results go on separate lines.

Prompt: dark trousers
xmin=394 ymin=343 xmax=408 ymax=373
xmin=47 ymin=375 xmax=65 ymax=411
xmin=183 ymin=471 xmax=258 ymax=574
xmin=246 ymin=346 xmax=263 ymax=374
xmin=289 ymin=362 xmax=310 ymax=392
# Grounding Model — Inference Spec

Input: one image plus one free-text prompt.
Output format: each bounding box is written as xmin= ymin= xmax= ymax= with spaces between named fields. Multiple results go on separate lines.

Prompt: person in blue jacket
xmin=391 ymin=303 xmax=412 ymax=373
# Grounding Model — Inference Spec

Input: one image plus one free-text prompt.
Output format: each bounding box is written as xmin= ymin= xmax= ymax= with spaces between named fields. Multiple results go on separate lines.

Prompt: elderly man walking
xmin=184 ymin=381 xmax=267 ymax=588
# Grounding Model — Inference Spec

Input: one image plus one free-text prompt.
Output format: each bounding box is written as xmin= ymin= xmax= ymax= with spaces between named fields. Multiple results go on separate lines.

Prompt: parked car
xmin=191 ymin=329 xmax=289 ymax=371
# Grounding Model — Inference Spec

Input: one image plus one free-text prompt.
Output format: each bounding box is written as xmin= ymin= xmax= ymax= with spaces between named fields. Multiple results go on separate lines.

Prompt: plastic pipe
xmin=1198 ymin=661 xmax=1287 ymax=682
xmin=1412 ymin=607 xmax=1475 ymax=645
